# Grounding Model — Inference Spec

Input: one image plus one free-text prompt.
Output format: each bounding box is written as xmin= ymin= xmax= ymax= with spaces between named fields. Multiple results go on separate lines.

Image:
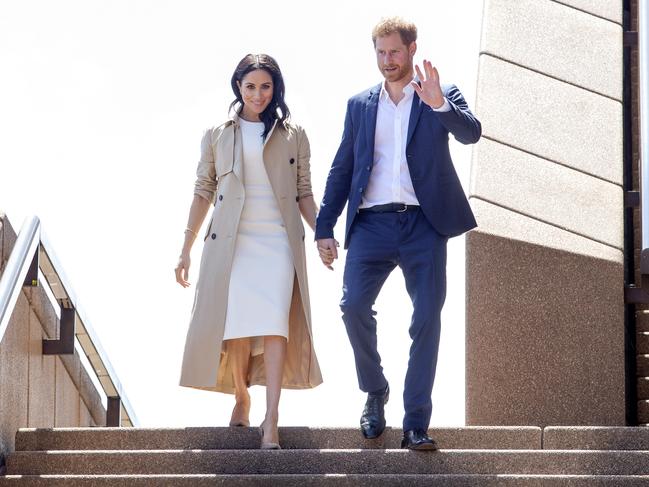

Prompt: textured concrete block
xmin=2 ymin=474 xmax=649 ymax=487
xmin=78 ymin=370 xmax=105 ymax=428
xmin=0 ymin=292 xmax=30 ymax=457
xmin=544 ymin=426 xmax=649 ymax=450
xmin=638 ymin=355 xmax=649 ymax=377
xmin=54 ymin=360 xmax=80 ymax=427
xmin=637 ymin=332 xmax=649 ymax=354
xmin=467 ymin=199 xmax=622 ymax=263
xmin=0 ymin=214 xmax=17 ymax=272
xmin=25 ymin=285 xmax=59 ymax=341
xmin=14 ymin=426 xmax=542 ymax=452
xmin=637 ymin=310 xmax=649 ymax=332
xmin=79 ymin=400 xmax=94 ymax=427
xmin=476 ymin=55 xmax=623 ymax=184
xmin=555 ymin=0 xmax=623 ymax=24
xmin=466 ymin=200 xmax=625 ymax=426
xmin=471 ymin=139 xmax=623 ymax=248
xmin=638 ymin=400 xmax=649 ymax=424
xmin=638 ymin=377 xmax=649 ymax=399
xmin=27 ymin=309 xmax=55 ymax=428
xmin=9 ymin=449 xmax=649 ymax=476
xmin=482 ymin=0 xmax=622 ymax=99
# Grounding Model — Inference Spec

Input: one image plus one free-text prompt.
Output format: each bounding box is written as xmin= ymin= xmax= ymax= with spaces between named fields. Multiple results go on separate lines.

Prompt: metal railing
xmin=0 ymin=215 xmax=137 ymax=427
xmin=641 ymin=0 xmax=649 ymax=274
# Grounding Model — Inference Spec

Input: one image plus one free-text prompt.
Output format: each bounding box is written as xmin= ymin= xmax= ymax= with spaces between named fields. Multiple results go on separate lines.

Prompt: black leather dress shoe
xmin=401 ymin=429 xmax=438 ymax=450
xmin=360 ymin=385 xmax=389 ymax=439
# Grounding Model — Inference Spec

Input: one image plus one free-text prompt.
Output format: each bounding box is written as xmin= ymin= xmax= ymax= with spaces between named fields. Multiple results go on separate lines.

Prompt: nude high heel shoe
xmin=229 ymin=401 xmax=250 ymax=427
xmin=259 ymin=420 xmax=281 ymax=449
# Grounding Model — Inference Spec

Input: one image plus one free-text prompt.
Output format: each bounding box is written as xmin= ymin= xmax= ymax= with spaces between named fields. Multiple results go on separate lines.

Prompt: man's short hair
xmin=372 ymin=17 xmax=418 ymax=46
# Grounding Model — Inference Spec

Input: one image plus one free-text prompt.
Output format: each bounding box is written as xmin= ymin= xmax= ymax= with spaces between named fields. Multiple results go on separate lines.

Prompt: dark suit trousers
xmin=340 ymin=208 xmax=448 ymax=431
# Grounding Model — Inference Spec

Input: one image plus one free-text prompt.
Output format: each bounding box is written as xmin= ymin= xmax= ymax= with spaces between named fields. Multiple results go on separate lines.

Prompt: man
xmin=315 ymin=17 xmax=481 ymax=450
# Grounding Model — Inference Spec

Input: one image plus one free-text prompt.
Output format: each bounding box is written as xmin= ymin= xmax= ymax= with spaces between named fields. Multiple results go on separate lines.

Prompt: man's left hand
xmin=411 ymin=60 xmax=445 ymax=109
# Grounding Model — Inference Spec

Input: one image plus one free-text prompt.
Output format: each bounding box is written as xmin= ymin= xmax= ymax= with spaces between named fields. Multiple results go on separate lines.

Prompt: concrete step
xmin=638 ymin=377 xmax=649 ymax=399
xmin=2 ymin=474 xmax=649 ymax=486
xmin=638 ymin=400 xmax=649 ymax=424
xmin=14 ymin=426 xmax=542 ymax=451
xmin=544 ymin=426 xmax=649 ymax=450
xmin=636 ymin=310 xmax=649 ymax=331
xmin=8 ymin=450 xmax=649 ymax=476
xmin=638 ymin=332 xmax=649 ymax=354
xmin=637 ymin=354 xmax=649 ymax=376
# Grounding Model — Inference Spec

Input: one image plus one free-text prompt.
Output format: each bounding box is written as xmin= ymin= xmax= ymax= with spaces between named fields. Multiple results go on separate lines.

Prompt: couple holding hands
xmin=174 ymin=17 xmax=481 ymax=451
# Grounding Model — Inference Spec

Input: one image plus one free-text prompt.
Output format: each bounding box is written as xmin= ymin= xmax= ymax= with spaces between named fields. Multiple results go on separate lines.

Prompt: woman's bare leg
xmin=261 ymin=335 xmax=287 ymax=445
xmin=226 ymin=338 xmax=251 ymax=426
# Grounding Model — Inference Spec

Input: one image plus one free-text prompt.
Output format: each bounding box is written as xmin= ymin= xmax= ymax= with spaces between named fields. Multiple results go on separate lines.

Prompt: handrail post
xmin=106 ymin=397 xmax=121 ymax=427
xmin=42 ymin=306 xmax=75 ymax=355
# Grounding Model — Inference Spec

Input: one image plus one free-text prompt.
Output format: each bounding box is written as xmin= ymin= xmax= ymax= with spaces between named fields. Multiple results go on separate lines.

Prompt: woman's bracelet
xmin=185 ymin=227 xmax=198 ymax=237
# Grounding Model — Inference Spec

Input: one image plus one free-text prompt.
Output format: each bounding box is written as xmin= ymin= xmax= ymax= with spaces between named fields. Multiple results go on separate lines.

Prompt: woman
xmin=175 ymin=54 xmax=322 ymax=449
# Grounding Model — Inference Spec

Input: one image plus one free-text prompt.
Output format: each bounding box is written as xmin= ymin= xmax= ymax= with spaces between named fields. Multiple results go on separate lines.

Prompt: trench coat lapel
xmin=232 ymin=123 xmax=244 ymax=182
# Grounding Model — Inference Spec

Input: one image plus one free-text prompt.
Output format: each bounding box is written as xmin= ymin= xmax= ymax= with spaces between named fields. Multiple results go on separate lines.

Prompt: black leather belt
xmin=359 ymin=203 xmax=420 ymax=213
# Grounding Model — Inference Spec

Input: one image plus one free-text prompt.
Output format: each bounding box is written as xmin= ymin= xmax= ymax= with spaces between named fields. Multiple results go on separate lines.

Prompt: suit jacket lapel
xmin=365 ymin=83 xmax=381 ymax=151
xmin=407 ymin=91 xmax=424 ymax=147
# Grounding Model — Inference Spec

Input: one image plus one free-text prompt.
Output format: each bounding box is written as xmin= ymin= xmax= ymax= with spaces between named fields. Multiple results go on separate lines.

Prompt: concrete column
xmin=467 ymin=0 xmax=626 ymax=425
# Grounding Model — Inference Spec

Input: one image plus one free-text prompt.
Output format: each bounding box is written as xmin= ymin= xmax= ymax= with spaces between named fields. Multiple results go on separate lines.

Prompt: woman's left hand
xmin=175 ymin=252 xmax=192 ymax=288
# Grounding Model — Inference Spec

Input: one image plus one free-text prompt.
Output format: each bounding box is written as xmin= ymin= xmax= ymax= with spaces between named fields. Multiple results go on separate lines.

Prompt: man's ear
xmin=409 ymin=41 xmax=417 ymax=57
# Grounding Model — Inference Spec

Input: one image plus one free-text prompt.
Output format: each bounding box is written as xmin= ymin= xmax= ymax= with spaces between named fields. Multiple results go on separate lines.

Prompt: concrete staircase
xmin=1 ymin=426 xmax=649 ymax=485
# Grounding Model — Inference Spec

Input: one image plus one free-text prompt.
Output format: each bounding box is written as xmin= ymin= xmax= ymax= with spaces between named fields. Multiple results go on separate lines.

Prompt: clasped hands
xmin=316 ymin=238 xmax=339 ymax=271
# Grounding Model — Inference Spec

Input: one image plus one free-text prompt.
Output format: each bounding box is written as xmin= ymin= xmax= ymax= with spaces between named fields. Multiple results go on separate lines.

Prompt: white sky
xmin=0 ymin=1 xmax=483 ymax=428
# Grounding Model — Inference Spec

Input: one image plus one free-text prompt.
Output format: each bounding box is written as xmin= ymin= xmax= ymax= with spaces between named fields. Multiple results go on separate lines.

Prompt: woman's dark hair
xmin=230 ymin=54 xmax=290 ymax=139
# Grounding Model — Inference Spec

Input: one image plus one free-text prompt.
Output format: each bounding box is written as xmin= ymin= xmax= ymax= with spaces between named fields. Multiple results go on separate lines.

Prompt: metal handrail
xmin=0 ymin=217 xmax=39 ymax=342
xmin=0 ymin=216 xmax=138 ymax=427
xmin=641 ymin=0 xmax=649 ymax=272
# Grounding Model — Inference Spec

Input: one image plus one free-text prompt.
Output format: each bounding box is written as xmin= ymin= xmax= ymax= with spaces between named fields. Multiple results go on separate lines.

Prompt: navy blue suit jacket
xmin=315 ymin=83 xmax=481 ymax=248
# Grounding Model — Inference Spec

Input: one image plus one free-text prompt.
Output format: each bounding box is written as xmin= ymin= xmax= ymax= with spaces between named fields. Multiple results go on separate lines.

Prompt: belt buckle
xmin=396 ymin=203 xmax=407 ymax=213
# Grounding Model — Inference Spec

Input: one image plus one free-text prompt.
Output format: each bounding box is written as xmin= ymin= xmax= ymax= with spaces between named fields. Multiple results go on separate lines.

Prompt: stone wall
xmin=466 ymin=0 xmax=626 ymax=426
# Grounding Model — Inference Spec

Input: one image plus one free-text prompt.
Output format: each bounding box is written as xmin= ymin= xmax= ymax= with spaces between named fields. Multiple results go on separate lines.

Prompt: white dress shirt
xmin=360 ymin=79 xmax=451 ymax=208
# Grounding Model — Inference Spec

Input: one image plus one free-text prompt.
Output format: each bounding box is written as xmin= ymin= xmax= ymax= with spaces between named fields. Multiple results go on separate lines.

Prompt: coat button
xmin=290 ymin=158 xmax=295 ymax=164
xmin=211 ymin=233 xmax=216 ymax=240
xmin=218 ymin=195 xmax=223 ymax=201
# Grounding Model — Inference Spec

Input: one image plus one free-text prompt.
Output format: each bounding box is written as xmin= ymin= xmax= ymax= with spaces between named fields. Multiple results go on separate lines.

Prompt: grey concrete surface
xmin=554 ymin=0 xmax=623 ymax=24
xmin=471 ymin=138 xmax=623 ymax=248
xmin=481 ymin=0 xmax=622 ymax=99
xmin=1 ymin=474 xmax=649 ymax=487
xmin=26 ymin=309 xmax=55 ymax=428
xmin=466 ymin=200 xmax=625 ymax=426
xmin=54 ymin=360 xmax=80 ymax=427
xmin=638 ymin=332 xmax=649 ymax=354
xmin=543 ymin=427 xmax=649 ymax=450
xmin=8 ymin=450 xmax=649 ymax=476
xmin=14 ymin=426 xmax=542 ymax=451
xmin=0 ymin=293 xmax=30 ymax=458
xmin=475 ymin=55 xmax=623 ymax=184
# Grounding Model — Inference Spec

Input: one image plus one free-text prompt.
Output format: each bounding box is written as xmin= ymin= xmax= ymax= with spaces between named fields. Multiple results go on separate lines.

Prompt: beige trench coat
xmin=179 ymin=115 xmax=323 ymax=393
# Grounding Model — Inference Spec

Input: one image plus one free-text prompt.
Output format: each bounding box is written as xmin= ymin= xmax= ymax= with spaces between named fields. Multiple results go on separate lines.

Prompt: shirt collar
xmin=379 ymin=77 xmax=415 ymax=101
